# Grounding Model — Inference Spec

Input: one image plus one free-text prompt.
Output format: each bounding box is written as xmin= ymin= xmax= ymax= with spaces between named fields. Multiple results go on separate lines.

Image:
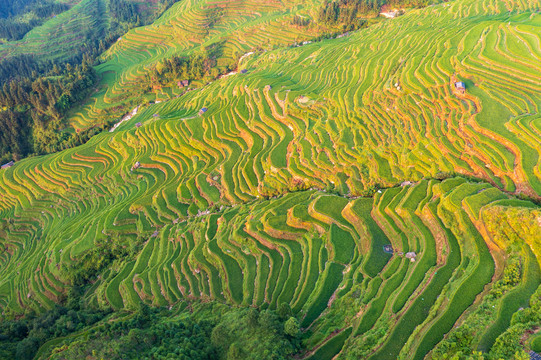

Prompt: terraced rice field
xmin=65 ymin=0 xmax=541 ymax=200
xmin=1 ymin=0 xmax=541 ymax=358
xmin=0 ymin=148 xmax=538 ymax=357
xmin=66 ymin=0 xmax=332 ymax=130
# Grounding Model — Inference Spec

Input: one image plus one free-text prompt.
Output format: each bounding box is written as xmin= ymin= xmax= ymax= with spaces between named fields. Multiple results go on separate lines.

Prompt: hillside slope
xmin=1 ymin=0 xmax=541 ymax=358
xmin=0 ymin=174 xmax=539 ymax=358
xmin=62 ymin=0 xmax=541 ymax=199
xmin=0 ymin=0 xmax=166 ymax=62
xmin=67 ymin=0 xmax=332 ymax=130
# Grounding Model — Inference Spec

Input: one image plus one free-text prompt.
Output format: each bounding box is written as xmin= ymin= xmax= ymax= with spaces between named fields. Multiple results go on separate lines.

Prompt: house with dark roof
xmin=1 ymin=161 xmax=14 ymax=170
xmin=455 ymin=81 xmax=466 ymax=93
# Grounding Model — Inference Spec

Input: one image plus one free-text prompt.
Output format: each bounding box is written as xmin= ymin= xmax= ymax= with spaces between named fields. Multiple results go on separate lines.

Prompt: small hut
xmin=383 ymin=245 xmax=394 ymax=254
xmin=199 ymin=107 xmax=208 ymax=115
xmin=240 ymin=69 xmax=248 ymax=74
xmin=1 ymin=161 xmax=14 ymax=170
xmin=135 ymin=122 xmax=142 ymax=128
xmin=178 ymin=80 xmax=189 ymax=87
xmin=131 ymin=161 xmax=141 ymax=171
xmin=264 ymin=85 xmax=272 ymax=91
xmin=454 ymin=81 xmax=466 ymax=94
xmin=153 ymin=113 xmax=159 ymax=118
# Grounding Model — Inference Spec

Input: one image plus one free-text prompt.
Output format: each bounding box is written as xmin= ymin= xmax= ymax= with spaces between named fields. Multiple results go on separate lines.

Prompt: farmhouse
xmin=455 ymin=81 xmax=466 ymax=93
xmin=1 ymin=161 xmax=14 ymax=170
xmin=131 ymin=161 xmax=141 ymax=171
xmin=199 ymin=107 xmax=208 ymax=115
xmin=381 ymin=10 xmax=400 ymax=18
xmin=178 ymin=80 xmax=189 ymax=87
xmin=405 ymin=252 xmax=417 ymax=262
xmin=530 ymin=351 xmax=541 ymax=360
xmin=383 ymin=244 xmax=393 ymax=254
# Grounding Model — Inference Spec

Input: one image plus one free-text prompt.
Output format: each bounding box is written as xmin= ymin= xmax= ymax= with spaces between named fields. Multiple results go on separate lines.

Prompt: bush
xmin=531 ymin=335 xmax=541 ymax=353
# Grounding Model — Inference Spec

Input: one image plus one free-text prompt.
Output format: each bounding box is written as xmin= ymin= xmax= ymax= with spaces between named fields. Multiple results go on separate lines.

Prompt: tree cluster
xmin=1 ymin=300 xmax=303 ymax=360
xmin=291 ymin=15 xmax=310 ymax=27
xmin=0 ymin=1 xmax=70 ymax=41
xmin=0 ymin=110 xmax=32 ymax=162
xmin=0 ymin=19 xmax=38 ymax=41
xmin=66 ymin=236 xmax=132 ymax=287
xmin=109 ymin=0 xmax=139 ymax=24
xmin=0 ymin=55 xmax=96 ymax=162
xmin=386 ymin=0 xmax=433 ymax=8
xmin=145 ymin=45 xmax=230 ymax=91
xmin=0 ymin=305 xmax=105 ymax=360
xmin=318 ymin=0 xmax=379 ymax=29
xmin=317 ymin=0 xmax=432 ymax=30
xmin=52 ymin=305 xmax=217 ymax=360
xmin=0 ymin=0 xmax=37 ymax=19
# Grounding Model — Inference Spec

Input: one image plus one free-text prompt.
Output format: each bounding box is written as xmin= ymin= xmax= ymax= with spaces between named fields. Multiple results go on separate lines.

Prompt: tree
xmin=211 ymin=323 xmax=232 ymax=353
xmin=228 ymin=343 xmax=245 ymax=360
xmin=258 ymin=310 xmax=280 ymax=333
xmin=284 ymin=317 xmax=300 ymax=337
xmin=514 ymin=351 xmax=530 ymax=360
xmin=15 ymin=337 xmax=39 ymax=360
xmin=277 ymin=303 xmax=292 ymax=319
xmin=246 ymin=308 xmax=259 ymax=328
